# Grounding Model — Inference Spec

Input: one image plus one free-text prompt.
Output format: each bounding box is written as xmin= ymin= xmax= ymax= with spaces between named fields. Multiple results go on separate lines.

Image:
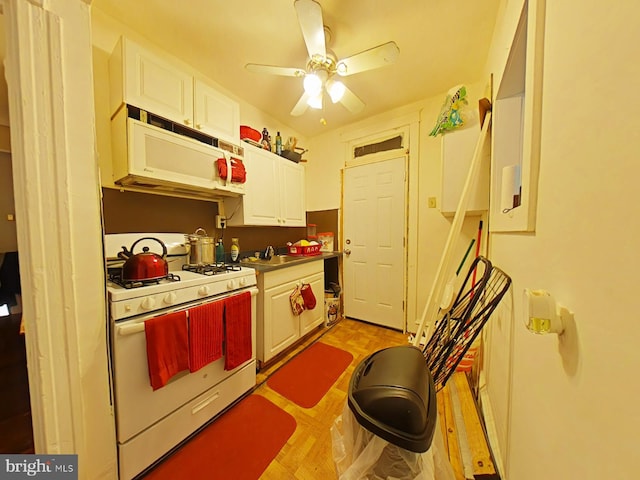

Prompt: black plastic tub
xmin=347 ymin=345 xmax=437 ymax=453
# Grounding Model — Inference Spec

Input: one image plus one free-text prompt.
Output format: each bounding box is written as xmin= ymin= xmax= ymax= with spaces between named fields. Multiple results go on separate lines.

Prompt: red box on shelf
xmin=288 ymin=244 xmax=321 ymax=256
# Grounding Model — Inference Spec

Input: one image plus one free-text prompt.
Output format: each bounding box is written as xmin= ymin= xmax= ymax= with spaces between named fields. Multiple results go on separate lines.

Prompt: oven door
xmin=111 ymin=287 xmax=257 ymax=444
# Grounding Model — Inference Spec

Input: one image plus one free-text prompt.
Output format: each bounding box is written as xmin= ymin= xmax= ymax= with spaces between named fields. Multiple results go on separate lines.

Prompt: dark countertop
xmin=240 ymin=251 xmax=341 ymax=273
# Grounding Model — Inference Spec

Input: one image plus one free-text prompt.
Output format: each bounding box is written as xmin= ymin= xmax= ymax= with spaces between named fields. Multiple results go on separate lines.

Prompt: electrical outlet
xmin=428 ymin=197 xmax=437 ymax=208
xmin=216 ymin=215 xmax=226 ymax=229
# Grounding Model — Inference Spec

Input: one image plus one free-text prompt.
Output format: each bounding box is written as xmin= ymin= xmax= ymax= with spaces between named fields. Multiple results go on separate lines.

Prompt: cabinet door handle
xmin=196 ymin=124 xmax=202 ymax=130
xmin=184 ymin=119 xmax=191 ymax=125
xmin=344 ymin=249 xmax=351 ymax=256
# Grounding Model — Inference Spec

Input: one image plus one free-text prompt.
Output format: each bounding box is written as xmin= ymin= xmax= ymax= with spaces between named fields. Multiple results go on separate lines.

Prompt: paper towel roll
xmin=500 ymin=164 xmax=521 ymax=212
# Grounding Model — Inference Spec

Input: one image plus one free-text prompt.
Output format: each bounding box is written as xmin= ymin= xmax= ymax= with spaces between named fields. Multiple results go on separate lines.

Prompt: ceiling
xmin=92 ymin=0 xmax=501 ymax=138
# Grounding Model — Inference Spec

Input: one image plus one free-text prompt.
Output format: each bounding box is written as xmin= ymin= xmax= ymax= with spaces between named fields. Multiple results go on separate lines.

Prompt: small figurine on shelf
xmin=261 ymin=127 xmax=271 ymax=151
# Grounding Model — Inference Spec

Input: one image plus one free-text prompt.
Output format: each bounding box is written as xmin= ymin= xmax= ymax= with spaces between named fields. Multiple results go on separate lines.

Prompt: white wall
xmin=306 ymin=83 xmax=490 ymax=333
xmin=484 ymin=1 xmax=640 ymax=478
xmin=4 ymin=0 xmax=117 ymax=477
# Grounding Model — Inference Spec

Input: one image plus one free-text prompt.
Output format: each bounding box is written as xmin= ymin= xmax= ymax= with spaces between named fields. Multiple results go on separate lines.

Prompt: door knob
xmin=344 ymin=249 xmax=351 ymax=256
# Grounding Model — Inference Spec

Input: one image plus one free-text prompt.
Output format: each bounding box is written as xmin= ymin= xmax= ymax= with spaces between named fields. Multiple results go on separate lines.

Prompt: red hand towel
xmin=224 ymin=291 xmax=253 ymax=370
xmin=145 ymin=311 xmax=190 ymax=391
xmin=189 ymin=300 xmax=224 ymax=372
xmin=217 ymin=157 xmax=247 ymax=183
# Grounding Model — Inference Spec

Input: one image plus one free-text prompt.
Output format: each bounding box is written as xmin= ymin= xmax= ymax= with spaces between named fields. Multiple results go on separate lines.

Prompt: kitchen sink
xmin=241 ymin=255 xmax=302 ymax=266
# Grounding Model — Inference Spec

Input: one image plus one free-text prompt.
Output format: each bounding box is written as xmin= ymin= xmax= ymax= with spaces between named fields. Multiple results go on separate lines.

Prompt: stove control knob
xmin=141 ymin=297 xmax=156 ymax=310
xmin=227 ymin=279 xmax=237 ymax=290
xmin=239 ymin=277 xmax=247 ymax=287
xmin=163 ymin=292 xmax=177 ymax=305
xmin=198 ymin=285 xmax=211 ymax=296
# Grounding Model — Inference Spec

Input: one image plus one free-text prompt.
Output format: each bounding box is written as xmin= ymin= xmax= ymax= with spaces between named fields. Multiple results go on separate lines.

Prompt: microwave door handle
xmin=224 ymin=151 xmax=232 ymax=183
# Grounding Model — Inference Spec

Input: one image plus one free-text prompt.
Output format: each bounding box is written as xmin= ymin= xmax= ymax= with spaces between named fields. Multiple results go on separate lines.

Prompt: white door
xmin=343 ymin=155 xmax=406 ymax=330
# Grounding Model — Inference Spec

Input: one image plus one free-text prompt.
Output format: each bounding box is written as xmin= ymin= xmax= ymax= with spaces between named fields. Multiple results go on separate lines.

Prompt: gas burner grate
xmin=182 ymin=263 xmax=242 ymax=276
xmin=108 ymin=272 xmax=181 ymax=289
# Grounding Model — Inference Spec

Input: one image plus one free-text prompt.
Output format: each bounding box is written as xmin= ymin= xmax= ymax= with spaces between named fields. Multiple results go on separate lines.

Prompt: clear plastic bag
xmin=331 ymin=402 xmax=455 ymax=480
xmin=429 ymin=85 xmax=470 ymax=137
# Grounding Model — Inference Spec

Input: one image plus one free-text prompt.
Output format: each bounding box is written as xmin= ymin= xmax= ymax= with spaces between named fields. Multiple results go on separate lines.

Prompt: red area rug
xmin=144 ymin=394 xmax=295 ymax=480
xmin=267 ymin=341 xmax=354 ymax=408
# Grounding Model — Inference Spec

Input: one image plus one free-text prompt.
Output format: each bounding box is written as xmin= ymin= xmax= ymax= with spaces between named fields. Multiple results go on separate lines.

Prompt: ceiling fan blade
xmin=336 ymin=41 xmax=400 ymax=76
xmin=339 ymin=85 xmax=365 ymax=114
xmin=290 ymin=91 xmax=311 ymax=116
xmin=294 ymin=0 xmax=326 ymax=61
xmin=245 ymin=64 xmax=306 ymax=77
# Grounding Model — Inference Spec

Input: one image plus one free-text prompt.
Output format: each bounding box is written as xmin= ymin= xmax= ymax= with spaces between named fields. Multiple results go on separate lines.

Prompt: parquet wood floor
xmin=254 ymin=317 xmax=498 ymax=479
xmin=255 ymin=317 xmax=438 ymax=479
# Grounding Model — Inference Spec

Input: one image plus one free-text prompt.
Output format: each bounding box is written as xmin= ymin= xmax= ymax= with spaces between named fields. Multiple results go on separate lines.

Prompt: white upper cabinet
xmin=440 ymin=124 xmax=490 ymax=216
xmin=109 ymin=37 xmax=240 ymax=145
xmin=279 ymin=159 xmax=306 ymax=225
xmin=194 ymin=80 xmax=240 ymax=144
xmin=225 ymin=144 xmax=306 ymax=227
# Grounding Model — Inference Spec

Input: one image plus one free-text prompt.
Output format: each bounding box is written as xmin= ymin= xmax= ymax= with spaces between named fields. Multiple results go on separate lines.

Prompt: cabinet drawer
xmin=262 ymin=260 xmax=323 ymax=289
xmin=118 ymin=361 xmax=255 ymax=480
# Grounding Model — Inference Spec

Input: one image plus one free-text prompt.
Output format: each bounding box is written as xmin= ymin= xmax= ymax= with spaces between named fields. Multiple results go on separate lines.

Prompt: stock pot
xmin=185 ymin=228 xmax=215 ymax=265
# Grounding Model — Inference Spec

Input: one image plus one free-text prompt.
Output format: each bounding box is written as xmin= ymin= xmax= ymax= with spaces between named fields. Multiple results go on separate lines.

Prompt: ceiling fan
xmin=245 ymin=0 xmax=400 ymax=117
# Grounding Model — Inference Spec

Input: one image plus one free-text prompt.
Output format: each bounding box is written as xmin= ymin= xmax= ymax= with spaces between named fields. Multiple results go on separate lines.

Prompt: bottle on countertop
xmin=261 ymin=128 xmax=271 ymax=151
xmin=230 ymin=238 xmax=240 ymax=263
xmin=275 ymin=131 xmax=282 ymax=155
xmin=215 ymin=238 xmax=225 ymax=264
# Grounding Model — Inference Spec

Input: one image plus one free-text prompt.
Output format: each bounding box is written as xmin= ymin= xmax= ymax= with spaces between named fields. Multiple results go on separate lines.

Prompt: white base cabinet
xmin=256 ymin=261 xmax=324 ymax=364
xmin=225 ymin=143 xmax=306 ymax=226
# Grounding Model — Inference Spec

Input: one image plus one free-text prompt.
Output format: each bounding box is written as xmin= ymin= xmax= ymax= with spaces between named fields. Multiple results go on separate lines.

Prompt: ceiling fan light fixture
xmin=307 ymin=93 xmax=323 ymax=109
xmin=303 ymin=73 xmax=322 ymax=96
xmin=327 ymin=80 xmax=346 ymax=103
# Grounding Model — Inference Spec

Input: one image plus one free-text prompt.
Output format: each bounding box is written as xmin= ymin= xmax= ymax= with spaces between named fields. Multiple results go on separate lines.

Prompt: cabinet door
xmin=440 ymin=125 xmax=489 ymax=215
xmin=278 ymin=160 xmax=306 ymax=226
xmin=261 ymin=281 xmax=301 ymax=362
xmin=121 ymin=39 xmax=194 ymax=125
xmin=225 ymin=145 xmax=306 ymax=227
xmin=194 ymin=79 xmax=240 ymax=145
xmin=240 ymin=146 xmax=280 ymax=225
xmin=299 ymin=272 xmax=325 ymax=336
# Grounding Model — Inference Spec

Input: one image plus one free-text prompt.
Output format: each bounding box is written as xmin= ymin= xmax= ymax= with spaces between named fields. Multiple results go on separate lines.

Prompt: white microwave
xmin=111 ymin=109 xmax=245 ymax=198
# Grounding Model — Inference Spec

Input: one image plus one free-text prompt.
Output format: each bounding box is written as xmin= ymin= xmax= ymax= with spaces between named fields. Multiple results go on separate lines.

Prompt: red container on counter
xmin=288 ymin=244 xmax=321 ymax=256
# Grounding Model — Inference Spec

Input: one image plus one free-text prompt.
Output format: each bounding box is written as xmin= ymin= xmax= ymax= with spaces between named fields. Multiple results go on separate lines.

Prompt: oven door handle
xmin=115 ymin=286 xmax=258 ymax=337
xmin=117 ymin=323 xmax=146 ymax=336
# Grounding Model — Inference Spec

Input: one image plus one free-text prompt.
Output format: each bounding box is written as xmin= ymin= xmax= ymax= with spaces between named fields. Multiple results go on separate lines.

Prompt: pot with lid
xmin=185 ymin=228 xmax=216 ymax=266
xmin=118 ymin=237 xmax=168 ymax=282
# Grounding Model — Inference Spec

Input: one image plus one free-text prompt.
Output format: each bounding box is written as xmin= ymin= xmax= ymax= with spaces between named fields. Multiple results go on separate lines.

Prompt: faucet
xmin=263 ymin=245 xmax=275 ymax=260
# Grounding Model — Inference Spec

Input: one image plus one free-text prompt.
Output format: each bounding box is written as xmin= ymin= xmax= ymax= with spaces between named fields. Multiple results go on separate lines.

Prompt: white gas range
xmin=105 ymin=233 xmax=258 ymax=480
